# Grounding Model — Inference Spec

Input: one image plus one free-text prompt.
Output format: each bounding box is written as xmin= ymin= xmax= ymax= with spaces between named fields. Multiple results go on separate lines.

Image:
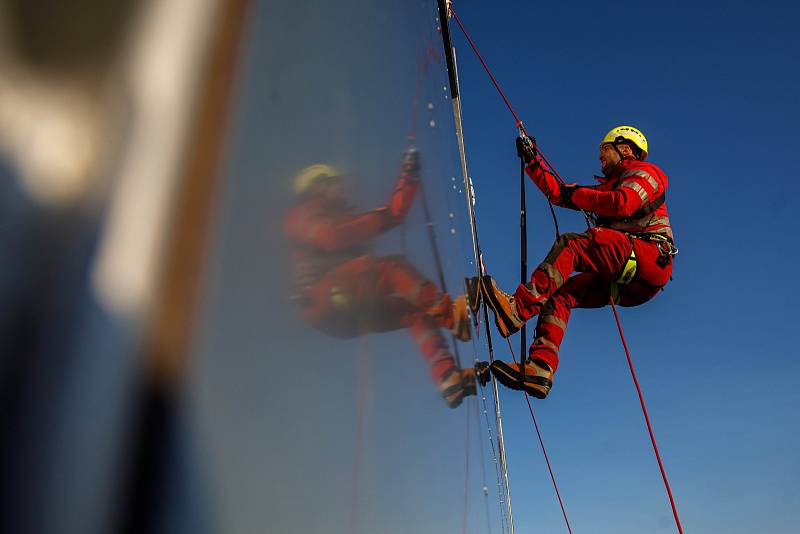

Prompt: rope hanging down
xmin=446 ymin=4 xmax=685 ymax=533
xmin=504 ymin=337 xmax=573 ymax=534
xmin=610 ymin=301 xmax=684 ymax=533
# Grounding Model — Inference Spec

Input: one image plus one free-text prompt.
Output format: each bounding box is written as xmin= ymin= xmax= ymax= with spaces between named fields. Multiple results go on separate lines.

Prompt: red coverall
xmin=516 ymin=156 xmax=675 ymax=372
xmin=284 ymin=168 xmax=458 ymax=383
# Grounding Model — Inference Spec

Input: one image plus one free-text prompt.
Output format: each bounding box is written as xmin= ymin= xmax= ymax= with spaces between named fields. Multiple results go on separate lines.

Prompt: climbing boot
xmin=480 ymin=275 xmax=524 ymax=338
xmin=438 ymin=365 xmax=490 ymax=408
xmin=451 ymin=295 xmax=472 ymax=342
xmin=489 ymin=358 xmax=553 ymax=399
xmin=464 ymin=276 xmax=482 ymax=315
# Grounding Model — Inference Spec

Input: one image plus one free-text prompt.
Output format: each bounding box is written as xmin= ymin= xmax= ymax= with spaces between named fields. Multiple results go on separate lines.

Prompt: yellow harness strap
xmin=617 ymin=249 xmax=637 ymax=284
xmin=610 ymin=248 xmax=637 ymax=304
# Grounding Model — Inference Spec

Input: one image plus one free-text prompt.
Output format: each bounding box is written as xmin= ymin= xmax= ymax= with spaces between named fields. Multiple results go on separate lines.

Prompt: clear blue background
xmin=450 ymin=2 xmax=800 ymax=532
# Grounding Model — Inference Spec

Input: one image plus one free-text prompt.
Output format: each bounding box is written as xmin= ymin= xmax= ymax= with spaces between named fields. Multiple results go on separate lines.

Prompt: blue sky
xmin=447 ymin=2 xmax=800 ymax=532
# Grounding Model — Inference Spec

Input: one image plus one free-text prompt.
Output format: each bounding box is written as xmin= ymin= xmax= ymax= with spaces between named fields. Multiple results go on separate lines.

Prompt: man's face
xmin=321 ymin=177 xmax=345 ymax=199
xmin=599 ymin=143 xmax=621 ymax=175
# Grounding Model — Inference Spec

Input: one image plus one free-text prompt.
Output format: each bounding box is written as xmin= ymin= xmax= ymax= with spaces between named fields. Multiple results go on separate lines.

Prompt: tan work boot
xmin=480 ymin=276 xmax=524 ymax=338
xmin=451 ymin=295 xmax=472 ymax=341
xmin=438 ymin=364 xmax=490 ymax=408
xmin=490 ymin=358 xmax=554 ymax=399
xmin=465 ymin=276 xmax=482 ymax=315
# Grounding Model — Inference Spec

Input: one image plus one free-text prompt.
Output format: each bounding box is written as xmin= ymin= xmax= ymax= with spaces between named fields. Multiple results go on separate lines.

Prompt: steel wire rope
xmin=471 ymin=395 xmax=496 ymax=534
xmin=419 ymin=13 xmax=510 ymax=531
xmin=436 ymin=2 xmax=528 ymax=532
xmin=435 ymin=4 xmax=517 ymax=534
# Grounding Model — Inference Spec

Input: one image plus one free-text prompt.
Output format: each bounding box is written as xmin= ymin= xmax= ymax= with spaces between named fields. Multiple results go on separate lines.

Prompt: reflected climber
xmin=285 ymin=149 xmax=483 ymax=407
xmin=479 ymin=126 xmax=677 ymax=399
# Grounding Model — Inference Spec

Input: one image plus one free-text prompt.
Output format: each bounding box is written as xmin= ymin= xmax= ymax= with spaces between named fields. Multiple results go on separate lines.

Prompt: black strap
xmin=629 ymin=191 xmax=665 ymax=220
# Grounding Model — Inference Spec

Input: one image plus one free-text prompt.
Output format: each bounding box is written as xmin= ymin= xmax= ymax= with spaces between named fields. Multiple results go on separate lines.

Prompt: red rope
xmin=506 ymin=338 xmax=573 ymax=534
xmin=448 ymin=7 xmax=523 ymax=128
xmin=462 ymin=396 xmax=471 ymax=534
xmin=448 ymin=7 xmax=566 ymax=176
xmin=610 ymin=301 xmax=684 ymax=534
xmin=349 ymin=340 xmax=370 ymax=534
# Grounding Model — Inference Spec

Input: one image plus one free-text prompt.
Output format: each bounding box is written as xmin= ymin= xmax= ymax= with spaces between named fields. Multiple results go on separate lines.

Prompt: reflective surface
xmin=188 ymin=1 xmax=503 ymax=531
xmin=0 ymin=0 xmax=508 ymax=533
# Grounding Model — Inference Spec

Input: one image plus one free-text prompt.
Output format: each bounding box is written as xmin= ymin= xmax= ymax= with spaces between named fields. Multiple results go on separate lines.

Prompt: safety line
xmin=348 ymin=338 xmax=371 ymax=534
xmin=472 ymin=394 xmax=495 ymax=534
xmin=448 ymin=7 xmax=523 ymax=127
xmin=448 ymin=4 xmax=595 ymax=231
xmin=436 ymin=3 xmax=517 ymax=532
xmin=474 ymin=356 xmax=511 ymax=534
xmin=447 ymin=5 xmax=573 ymax=531
xmin=431 ymin=5 xmax=513 ymax=532
xmin=463 ymin=397 xmax=472 ymax=534
xmin=610 ymin=301 xmax=684 ymax=534
xmin=505 ymin=338 xmax=574 ymax=534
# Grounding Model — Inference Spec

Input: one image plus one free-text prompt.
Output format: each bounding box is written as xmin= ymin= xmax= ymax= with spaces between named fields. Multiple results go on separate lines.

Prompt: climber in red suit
xmin=480 ymin=126 xmax=677 ymax=399
xmin=285 ymin=149 xmax=481 ymax=407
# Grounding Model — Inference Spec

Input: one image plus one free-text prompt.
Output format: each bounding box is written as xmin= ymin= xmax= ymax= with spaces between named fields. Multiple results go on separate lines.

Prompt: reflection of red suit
xmin=284 ymin=169 xmax=457 ymax=383
xmin=516 ymin=157 xmax=675 ymax=372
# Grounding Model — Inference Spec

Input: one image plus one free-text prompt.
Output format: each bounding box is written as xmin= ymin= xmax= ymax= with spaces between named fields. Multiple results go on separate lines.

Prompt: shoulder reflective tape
xmin=620 ymin=181 xmax=649 ymax=204
xmin=621 ymin=169 xmax=659 ymax=192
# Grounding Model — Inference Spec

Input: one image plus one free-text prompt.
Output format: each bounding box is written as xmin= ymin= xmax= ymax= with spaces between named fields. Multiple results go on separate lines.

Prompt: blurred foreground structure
xmin=0 ymin=1 xmax=505 ymax=533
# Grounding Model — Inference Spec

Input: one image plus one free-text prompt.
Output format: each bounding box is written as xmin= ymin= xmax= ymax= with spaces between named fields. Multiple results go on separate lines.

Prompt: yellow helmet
xmin=293 ymin=164 xmax=341 ymax=194
xmin=600 ymin=125 xmax=648 ymax=160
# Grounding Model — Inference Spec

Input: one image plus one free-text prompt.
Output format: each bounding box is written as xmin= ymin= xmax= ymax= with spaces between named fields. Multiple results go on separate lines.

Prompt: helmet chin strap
xmin=602 ymin=147 xmax=626 ymax=177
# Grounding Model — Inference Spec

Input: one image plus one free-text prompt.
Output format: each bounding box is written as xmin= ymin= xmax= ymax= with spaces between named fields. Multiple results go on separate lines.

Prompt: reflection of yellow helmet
xmin=600 ymin=125 xmax=648 ymax=160
xmin=293 ymin=164 xmax=341 ymax=194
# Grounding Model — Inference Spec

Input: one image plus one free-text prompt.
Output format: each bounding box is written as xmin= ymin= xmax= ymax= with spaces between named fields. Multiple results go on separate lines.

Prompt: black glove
xmin=559 ymin=184 xmax=580 ymax=210
xmin=515 ymin=135 xmax=537 ymax=166
xmin=402 ymin=147 xmax=420 ymax=178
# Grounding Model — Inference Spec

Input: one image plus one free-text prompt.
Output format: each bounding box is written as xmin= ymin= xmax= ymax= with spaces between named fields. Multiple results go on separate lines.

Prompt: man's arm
xmin=285 ymin=150 xmax=420 ymax=252
xmin=571 ymin=168 xmax=662 ymax=217
xmin=285 ymin=206 xmax=390 ymax=252
xmin=525 ymin=156 xmax=563 ymax=204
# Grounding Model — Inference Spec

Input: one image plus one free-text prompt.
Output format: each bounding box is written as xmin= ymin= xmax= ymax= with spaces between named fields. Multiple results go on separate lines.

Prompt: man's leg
xmin=377 ymin=303 xmax=482 ymax=409
xmin=373 ymin=255 xmax=474 ymax=341
xmin=490 ymin=273 xmax=611 ymax=398
xmin=529 ymin=273 xmax=611 ymax=369
xmin=482 ymin=228 xmax=632 ymax=337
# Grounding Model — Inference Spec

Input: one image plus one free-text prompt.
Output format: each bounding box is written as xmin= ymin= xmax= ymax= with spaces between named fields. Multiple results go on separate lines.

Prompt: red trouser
xmin=514 ymin=228 xmax=672 ymax=372
xmin=300 ymin=255 xmax=456 ymax=383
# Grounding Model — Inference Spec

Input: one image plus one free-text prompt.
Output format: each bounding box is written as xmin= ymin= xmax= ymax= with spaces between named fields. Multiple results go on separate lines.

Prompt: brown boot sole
xmin=439 ymin=368 xmax=478 ymax=409
xmin=464 ymin=276 xmax=482 ymax=315
xmin=490 ymin=360 xmax=551 ymax=399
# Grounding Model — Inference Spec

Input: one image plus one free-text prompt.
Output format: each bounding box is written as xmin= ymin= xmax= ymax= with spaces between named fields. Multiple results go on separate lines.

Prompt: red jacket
xmin=284 ymin=170 xmax=419 ymax=287
xmin=526 ymin=157 xmax=673 ymax=241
